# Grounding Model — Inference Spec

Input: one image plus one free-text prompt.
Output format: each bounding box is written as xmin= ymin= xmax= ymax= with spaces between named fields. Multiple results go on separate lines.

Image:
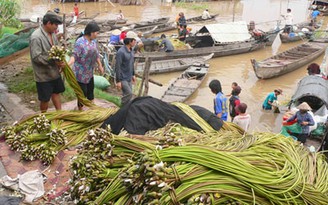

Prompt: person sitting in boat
xmin=307 ymin=63 xmax=327 ymax=79
xmin=134 ymin=32 xmax=144 ymax=53
xmin=209 ymin=79 xmax=228 ymax=121
xmin=248 ymin=21 xmax=264 ymax=39
xmin=119 ymin=26 xmax=130 ymax=43
xmin=178 ymin=24 xmax=188 ymax=42
xmin=310 ymin=7 xmax=321 ymax=27
xmin=159 ymin=34 xmax=174 ymax=52
xmin=262 ymin=89 xmax=283 ymax=110
xmin=178 ymin=12 xmax=186 ymax=27
xmin=117 ymin=10 xmax=125 ymax=20
xmin=109 ymin=29 xmax=121 ymax=45
xmin=202 ymin=9 xmax=211 ymax=20
xmin=281 ymin=8 xmax=293 ymax=34
xmin=282 ymin=102 xmax=315 ymax=143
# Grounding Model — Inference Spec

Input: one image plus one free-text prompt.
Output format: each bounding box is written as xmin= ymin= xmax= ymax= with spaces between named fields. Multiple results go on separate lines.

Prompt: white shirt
xmin=202 ymin=10 xmax=211 ymax=19
xmin=284 ymin=12 xmax=293 ymax=25
xmin=233 ymin=114 xmax=251 ymax=132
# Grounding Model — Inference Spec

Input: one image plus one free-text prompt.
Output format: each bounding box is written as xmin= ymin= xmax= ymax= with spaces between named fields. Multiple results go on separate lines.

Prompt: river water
xmin=20 ymin=0 xmax=325 ymax=132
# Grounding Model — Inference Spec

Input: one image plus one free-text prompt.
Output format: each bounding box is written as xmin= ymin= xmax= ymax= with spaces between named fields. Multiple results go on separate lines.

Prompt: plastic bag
xmin=94 ymin=75 xmax=110 ymax=90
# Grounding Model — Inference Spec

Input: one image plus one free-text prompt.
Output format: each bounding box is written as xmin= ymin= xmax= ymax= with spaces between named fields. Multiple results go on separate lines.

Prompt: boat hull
xmin=251 ymin=43 xmax=327 ymax=79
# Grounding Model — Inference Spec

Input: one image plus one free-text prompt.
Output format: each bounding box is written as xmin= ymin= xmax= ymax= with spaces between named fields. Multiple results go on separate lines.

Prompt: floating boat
xmin=0 ymin=26 xmax=36 ymax=66
xmin=251 ymin=43 xmax=326 ymax=79
xmin=133 ymin=25 xmax=158 ymax=38
xmin=133 ymin=17 xmax=170 ymax=28
xmin=160 ymin=63 xmax=209 ymax=103
xmin=153 ymin=22 xmax=177 ymax=33
xmin=284 ymin=75 xmax=328 ymax=151
xmin=135 ymin=53 xmax=213 ymax=74
xmin=186 ymin=14 xmax=219 ymax=23
xmin=279 ymin=21 xmax=322 ymax=43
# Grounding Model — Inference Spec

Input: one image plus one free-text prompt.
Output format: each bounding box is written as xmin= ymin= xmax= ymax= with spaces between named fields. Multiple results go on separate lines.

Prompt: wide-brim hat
xmin=274 ymin=88 xmax=283 ymax=94
xmin=111 ymin=29 xmax=121 ymax=35
xmin=120 ymin=26 xmax=130 ymax=31
xmin=126 ymin=31 xmax=137 ymax=39
xmin=297 ymin=102 xmax=312 ymax=111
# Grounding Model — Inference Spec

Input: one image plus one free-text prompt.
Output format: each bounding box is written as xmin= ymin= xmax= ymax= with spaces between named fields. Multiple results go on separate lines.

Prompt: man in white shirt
xmin=202 ymin=9 xmax=211 ymax=20
xmin=281 ymin=8 xmax=293 ymax=33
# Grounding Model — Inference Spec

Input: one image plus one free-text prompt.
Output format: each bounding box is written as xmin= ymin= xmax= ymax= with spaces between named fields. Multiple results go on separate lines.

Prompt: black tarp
xmin=290 ymin=76 xmax=328 ymax=115
xmin=101 ymin=96 xmax=223 ymax=135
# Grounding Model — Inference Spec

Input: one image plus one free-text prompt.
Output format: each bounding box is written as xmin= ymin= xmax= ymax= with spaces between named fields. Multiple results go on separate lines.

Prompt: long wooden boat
xmin=161 ymin=63 xmax=209 ymax=103
xmin=186 ymin=14 xmax=219 ymax=23
xmin=133 ymin=17 xmax=170 ymax=28
xmin=251 ymin=42 xmax=326 ymax=79
xmin=135 ymin=53 xmax=213 ymax=74
xmin=136 ymin=39 xmax=266 ymax=61
xmin=133 ymin=25 xmax=158 ymax=38
xmin=285 ymin=75 xmax=328 ymax=152
xmin=0 ymin=26 xmax=36 ymax=66
xmin=280 ymin=33 xmax=311 ymax=43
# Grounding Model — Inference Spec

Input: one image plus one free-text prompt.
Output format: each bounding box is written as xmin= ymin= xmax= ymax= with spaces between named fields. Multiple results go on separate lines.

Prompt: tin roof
xmin=197 ymin=21 xmax=252 ymax=43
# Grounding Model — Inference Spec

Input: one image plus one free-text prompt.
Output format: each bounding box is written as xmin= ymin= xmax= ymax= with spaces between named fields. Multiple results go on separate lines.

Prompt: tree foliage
xmin=0 ymin=0 xmax=21 ymax=27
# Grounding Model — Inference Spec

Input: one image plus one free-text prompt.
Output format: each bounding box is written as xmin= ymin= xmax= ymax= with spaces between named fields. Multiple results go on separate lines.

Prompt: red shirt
xmin=120 ymin=31 xmax=127 ymax=41
xmin=74 ymin=6 xmax=79 ymax=17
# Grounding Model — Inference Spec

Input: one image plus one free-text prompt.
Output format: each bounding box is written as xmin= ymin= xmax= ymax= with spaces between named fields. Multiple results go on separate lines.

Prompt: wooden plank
xmin=0 ymin=47 xmax=29 ymax=66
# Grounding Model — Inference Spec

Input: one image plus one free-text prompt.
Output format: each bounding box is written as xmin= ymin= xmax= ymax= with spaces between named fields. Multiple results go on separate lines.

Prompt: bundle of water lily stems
xmin=1 ymin=45 xmax=119 ymax=164
xmin=69 ymin=124 xmax=328 ymax=205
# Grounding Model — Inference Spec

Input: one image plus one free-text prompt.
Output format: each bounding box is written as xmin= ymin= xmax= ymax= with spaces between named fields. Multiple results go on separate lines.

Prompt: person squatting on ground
xmin=159 ymin=34 xmax=174 ymax=52
xmin=229 ymin=85 xmax=241 ymax=121
xmin=115 ymin=31 xmax=138 ymax=106
xmin=283 ymin=102 xmax=315 ymax=143
xmin=209 ymin=79 xmax=228 ymax=121
xmin=68 ymin=21 xmax=104 ymax=111
xmin=262 ymin=89 xmax=283 ymax=110
xmin=30 ymin=11 xmax=65 ymax=113
xmin=233 ymin=103 xmax=251 ymax=132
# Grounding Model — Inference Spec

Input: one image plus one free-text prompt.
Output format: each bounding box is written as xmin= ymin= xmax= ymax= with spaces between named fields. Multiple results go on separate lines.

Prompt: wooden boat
xmin=280 ymin=32 xmax=311 ymax=43
xmin=135 ymin=53 xmax=213 ymax=74
xmin=161 ymin=63 xmax=209 ymax=103
xmin=0 ymin=26 xmax=36 ymax=66
xmin=136 ymin=39 xmax=266 ymax=61
xmin=133 ymin=25 xmax=158 ymax=38
xmin=133 ymin=17 xmax=170 ymax=28
xmin=285 ymin=75 xmax=328 ymax=152
xmin=251 ymin=42 xmax=326 ymax=79
xmin=186 ymin=14 xmax=219 ymax=23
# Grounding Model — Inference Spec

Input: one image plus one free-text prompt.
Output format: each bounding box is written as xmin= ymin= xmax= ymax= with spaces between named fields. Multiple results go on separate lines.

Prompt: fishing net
xmin=0 ymin=29 xmax=34 ymax=58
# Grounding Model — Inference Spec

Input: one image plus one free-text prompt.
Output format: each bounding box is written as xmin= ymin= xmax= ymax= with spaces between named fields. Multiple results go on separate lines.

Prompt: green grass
xmin=7 ymin=67 xmax=36 ymax=93
xmin=0 ymin=26 xmax=19 ymax=38
xmin=6 ymin=66 xmax=121 ymax=107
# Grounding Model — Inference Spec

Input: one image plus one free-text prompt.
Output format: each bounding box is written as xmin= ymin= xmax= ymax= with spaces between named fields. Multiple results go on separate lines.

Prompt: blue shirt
xmin=262 ymin=92 xmax=277 ymax=110
xmin=311 ymin=10 xmax=320 ymax=19
xmin=287 ymin=111 xmax=315 ymax=134
xmin=214 ymin=92 xmax=228 ymax=121
xmin=115 ymin=46 xmax=135 ymax=82
xmin=109 ymin=35 xmax=120 ymax=44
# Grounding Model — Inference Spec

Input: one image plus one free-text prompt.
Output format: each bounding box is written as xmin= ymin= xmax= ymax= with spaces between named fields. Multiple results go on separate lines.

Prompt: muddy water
xmin=21 ymin=0 xmax=325 ymax=132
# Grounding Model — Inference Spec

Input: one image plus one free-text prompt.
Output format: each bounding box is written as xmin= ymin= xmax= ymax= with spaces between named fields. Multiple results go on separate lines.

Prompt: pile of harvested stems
xmin=69 ymin=124 xmax=328 ymax=205
xmin=2 ymin=108 xmax=118 ymax=164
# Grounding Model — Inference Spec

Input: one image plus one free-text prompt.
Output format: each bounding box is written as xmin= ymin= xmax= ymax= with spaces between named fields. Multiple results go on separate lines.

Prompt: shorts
xmin=36 ymin=77 xmax=65 ymax=102
xmin=78 ymin=77 xmax=94 ymax=107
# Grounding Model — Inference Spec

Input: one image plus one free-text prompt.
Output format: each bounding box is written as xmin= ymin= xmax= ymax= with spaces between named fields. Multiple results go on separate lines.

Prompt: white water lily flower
xmin=153 ymin=161 xmax=164 ymax=170
xmin=124 ymin=179 xmax=132 ymax=183
xmin=149 ymin=181 xmax=157 ymax=186
xmin=155 ymin=145 xmax=163 ymax=150
xmin=78 ymin=185 xmax=84 ymax=191
xmin=158 ymin=182 xmax=167 ymax=188
xmin=88 ymin=130 xmax=95 ymax=136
